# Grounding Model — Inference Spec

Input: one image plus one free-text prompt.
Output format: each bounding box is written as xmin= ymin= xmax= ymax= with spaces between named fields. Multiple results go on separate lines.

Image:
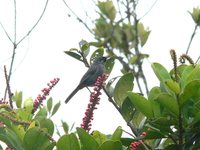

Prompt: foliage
xmin=1 ymin=0 xmax=200 ymax=149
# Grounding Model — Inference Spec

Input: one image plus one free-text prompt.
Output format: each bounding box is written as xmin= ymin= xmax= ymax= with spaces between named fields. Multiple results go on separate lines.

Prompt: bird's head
xmin=93 ymin=56 xmax=107 ymax=64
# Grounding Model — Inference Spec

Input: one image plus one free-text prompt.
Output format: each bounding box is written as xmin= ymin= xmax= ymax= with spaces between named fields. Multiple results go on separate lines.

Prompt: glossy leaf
xmin=121 ymin=97 xmax=135 ymax=122
xmin=114 ymin=73 xmax=134 ymax=107
xmin=91 ymin=130 xmax=107 ymax=145
xmin=156 ymin=93 xmax=179 ymax=116
xmin=34 ymin=108 xmax=48 ymax=119
xmin=111 ymin=126 xmax=122 ymax=141
xmin=56 ymin=133 xmax=80 ymax=150
xmin=179 ymin=80 xmax=200 ymax=105
xmin=79 ymin=40 xmax=90 ymax=57
xmin=137 ymin=23 xmax=151 ymax=46
xmin=0 ymin=127 xmax=24 ymax=150
xmin=76 ymin=127 xmax=99 ymax=150
xmin=151 ymin=63 xmax=171 ymax=82
xmin=51 ymin=101 xmax=61 ymax=116
xmin=98 ymin=140 xmax=123 ymax=150
xmin=148 ymin=86 xmax=161 ymax=101
xmin=185 ymin=63 xmax=200 ymax=84
xmin=39 ymin=118 xmax=54 ymax=136
xmin=97 ymin=0 xmax=116 ymax=21
xmin=24 ymin=98 xmax=33 ymax=113
xmin=23 ymin=127 xmax=52 ymax=150
xmin=128 ymin=92 xmax=153 ymax=118
xmin=61 ymin=120 xmax=69 ymax=134
xmin=105 ymin=56 xmax=115 ymax=74
xmin=90 ymin=48 xmax=104 ymax=64
xmin=14 ymin=91 xmax=22 ymax=108
xmin=131 ymin=110 xmax=145 ymax=128
xmin=165 ymin=79 xmax=180 ymax=94
xmin=64 ymin=51 xmax=82 ymax=61
xmin=47 ymin=97 xmax=53 ymax=113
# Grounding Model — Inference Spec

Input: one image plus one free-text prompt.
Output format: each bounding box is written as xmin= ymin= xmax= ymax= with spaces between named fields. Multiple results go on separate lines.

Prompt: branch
xmin=16 ymin=0 xmax=49 ymax=45
xmin=0 ymin=22 xmax=13 ymax=43
xmin=62 ymin=0 xmax=94 ymax=35
xmin=139 ymin=0 xmax=159 ymax=20
xmin=4 ymin=66 xmax=13 ymax=108
xmin=186 ymin=24 xmax=198 ymax=55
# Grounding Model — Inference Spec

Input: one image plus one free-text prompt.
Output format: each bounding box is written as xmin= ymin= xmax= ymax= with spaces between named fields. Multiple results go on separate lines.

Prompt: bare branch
xmin=14 ymin=0 xmax=17 ymax=43
xmin=17 ymin=0 xmax=49 ymax=45
xmin=139 ymin=0 xmax=159 ymax=20
xmin=62 ymin=0 xmax=94 ymax=34
xmin=4 ymin=66 xmax=13 ymax=108
xmin=0 ymin=22 xmax=13 ymax=43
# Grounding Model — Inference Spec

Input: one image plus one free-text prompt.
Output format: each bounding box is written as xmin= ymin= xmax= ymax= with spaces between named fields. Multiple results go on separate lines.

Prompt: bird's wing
xmin=80 ymin=65 xmax=100 ymax=86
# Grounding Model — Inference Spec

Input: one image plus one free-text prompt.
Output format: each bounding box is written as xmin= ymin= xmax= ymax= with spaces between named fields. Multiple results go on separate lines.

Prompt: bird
xmin=65 ymin=56 xmax=107 ymax=104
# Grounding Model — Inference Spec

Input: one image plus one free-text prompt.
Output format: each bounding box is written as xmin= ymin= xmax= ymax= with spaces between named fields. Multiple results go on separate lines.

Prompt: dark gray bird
xmin=65 ymin=56 xmax=107 ymax=104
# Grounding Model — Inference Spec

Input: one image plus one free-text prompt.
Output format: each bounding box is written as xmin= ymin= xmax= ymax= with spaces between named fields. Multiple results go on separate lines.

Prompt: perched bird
xmin=65 ymin=56 xmax=107 ymax=104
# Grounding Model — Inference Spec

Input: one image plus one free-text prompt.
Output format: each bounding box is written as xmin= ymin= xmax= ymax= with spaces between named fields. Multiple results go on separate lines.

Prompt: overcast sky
xmin=0 ymin=0 xmax=200 ymax=136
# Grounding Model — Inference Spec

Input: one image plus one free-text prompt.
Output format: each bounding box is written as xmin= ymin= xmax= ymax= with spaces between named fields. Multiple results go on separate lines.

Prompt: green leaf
xmin=56 ymin=133 xmax=80 ymax=150
xmin=129 ymin=54 xmax=149 ymax=65
xmin=165 ymin=79 xmax=180 ymax=94
xmin=51 ymin=101 xmax=61 ymax=116
xmin=148 ymin=86 xmax=161 ymax=101
xmin=105 ymin=56 xmax=115 ymax=74
xmin=188 ymin=7 xmax=200 ymax=25
xmin=23 ymin=127 xmax=52 ymax=150
xmin=91 ymin=130 xmax=107 ymax=145
xmin=151 ymin=63 xmax=171 ymax=82
xmin=131 ymin=110 xmax=145 ymax=128
xmin=24 ymin=97 xmax=33 ymax=113
xmin=39 ymin=118 xmax=54 ymax=136
xmin=34 ymin=108 xmax=48 ymax=119
xmin=121 ymin=97 xmax=135 ymax=122
xmin=98 ymin=140 xmax=123 ymax=150
xmin=111 ymin=126 xmax=122 ymax=141
xmin=76 ymin=127 xmax=99 ymax=150
xmin=114 ymin=73 xmax=134 ymax=107
xmin=14 ymin=91 xmax=22 ymax=108
xmin=156 ymin=93 xmax=179 ymax=116
xmin=64 ymin=51 xmax=82 ymax=61
xmin=185 ymin=63 xmax=200 ymax=84
xmin=79 ymin=40 xmax=90 ymax=57
xmin=97 ymin=0 xmax=116 ymax=21
xmin=144 ymin=130 xmax=165 ymax=139
xmin=137 ymin=23 xmax=151 ymax=46
xmin=128 ymin=92 xmax=153 ymax=118
xmin=90 ymin=48 xmax=104 ymax=64
xmin=0 ymin=127 xmax=24 ymax=150
xmin=179 ymin=80 xmax=200 ymax=105
xmin=61 ymin=120 xmax=69 ymax=134
xmin=47 ymin=97 xmax=53 ymax=113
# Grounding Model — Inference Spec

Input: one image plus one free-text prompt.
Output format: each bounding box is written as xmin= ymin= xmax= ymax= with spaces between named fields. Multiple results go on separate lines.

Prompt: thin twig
xmin=0 ymin=22 xmax=13 ymax=43
xmin=139 ymin=0 xmax=159 ymax=20
xmin=4 ymin=66 xmax=13 ymax=108
xmin=186 ymin=24 xmax=198 ymax=55
xmin=0 ymin=112 xmax=30 ymax=126
xmin=62 ymin=0 xmax=94 ymax=34
xmin=14 ymin=0 xmax=17 ymax=43
xmin=17 ymin=0 xmax=49 ymax=45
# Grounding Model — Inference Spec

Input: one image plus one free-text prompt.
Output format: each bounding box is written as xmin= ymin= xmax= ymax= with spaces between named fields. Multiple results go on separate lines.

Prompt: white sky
xmin=0 ymin=0 xmax=200 ymax=137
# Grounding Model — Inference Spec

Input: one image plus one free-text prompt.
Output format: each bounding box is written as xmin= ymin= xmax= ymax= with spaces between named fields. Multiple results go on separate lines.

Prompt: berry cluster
xmin=130 ymin=132 xmax=147 ymax=150
xmin=32 ymin=77 xmax=60 ymax=114
xmin=80 ymin=74 xmax=108 ymax=132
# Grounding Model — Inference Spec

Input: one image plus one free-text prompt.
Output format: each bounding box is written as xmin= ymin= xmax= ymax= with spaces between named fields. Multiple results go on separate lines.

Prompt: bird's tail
xmin=65 ymin=85 xmax=81 ymax=104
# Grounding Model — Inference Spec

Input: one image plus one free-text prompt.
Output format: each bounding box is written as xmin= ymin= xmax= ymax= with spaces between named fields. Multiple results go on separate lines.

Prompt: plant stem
xmin=186 ymin=24 xmax=198 ymax=55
